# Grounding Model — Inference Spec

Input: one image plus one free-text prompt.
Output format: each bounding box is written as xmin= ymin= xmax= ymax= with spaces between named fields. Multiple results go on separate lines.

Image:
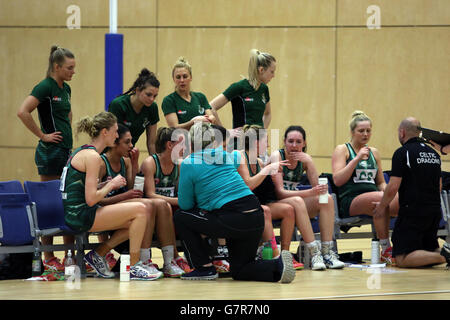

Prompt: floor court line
xmin=279 ymin=289 xmax=450 ymax=300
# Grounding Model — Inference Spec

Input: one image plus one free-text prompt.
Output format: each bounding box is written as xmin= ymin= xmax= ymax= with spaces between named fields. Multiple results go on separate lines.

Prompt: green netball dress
xmin=337 ymin=143 xmax=379 ymax=217
xmin=152 ymin=154 xmax=179 ymax=197
xmin=279 ymin=149 xmax=304 ymax=190
xmin=60 ymin=145 xmax=100 ymax=232
xmin=222 ymin=79 xmax=270 ymax=128
xmin=108 ymin=94 xmax=159 ymax=146
xmin=100 ymin=154 xmax=128 ymax=197
xmin=161 ymin=91 xmax=211 ymax=124
xmin=31 ymin=77 xmax=73 ymax=175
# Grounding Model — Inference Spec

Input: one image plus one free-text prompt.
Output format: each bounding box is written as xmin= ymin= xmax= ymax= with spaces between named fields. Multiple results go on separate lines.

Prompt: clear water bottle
xmin=371 ymin=239 xmax=380 ymax=264
xmin=262 ymin=241 xmax=273 ymax=260
xmin=32 ymin=248 xmax=42 ymax=277
xmin=64 ymin=250 xmax=75 ymax=279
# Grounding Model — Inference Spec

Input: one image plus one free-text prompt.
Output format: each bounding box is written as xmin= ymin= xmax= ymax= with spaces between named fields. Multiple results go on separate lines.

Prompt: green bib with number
xmin=338 ymin=143 xmax=379 ymax=199
xmin=152 ymin=154 xmax=179 ymax=197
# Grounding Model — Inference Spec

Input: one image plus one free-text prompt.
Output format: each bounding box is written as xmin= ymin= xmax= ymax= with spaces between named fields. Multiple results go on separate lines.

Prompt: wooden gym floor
xmin=0 ymin=225 xmax=449 ymax=301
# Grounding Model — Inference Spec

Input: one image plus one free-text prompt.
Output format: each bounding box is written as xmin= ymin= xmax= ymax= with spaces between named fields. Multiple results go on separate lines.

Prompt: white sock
xmin=321 ymin=241 xmax=334 ymax=254
xmin=162 ymin=245 xmax=174 ymax=266
xmin=140 ymin=248 xmax=151 ymax=262
xmin=380 ymin=238 xmax=391 ymax=252
xmin=306 ymin=240 xmax=320 ymax=255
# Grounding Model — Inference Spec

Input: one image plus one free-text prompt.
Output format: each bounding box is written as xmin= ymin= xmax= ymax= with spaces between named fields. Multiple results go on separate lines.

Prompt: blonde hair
xmin=349 ymin=110 xmax=372 ymax=132
xmin=242 ymin=124 xmax=266 ymax=151
xmin=46 ymin=45 xmax=74 ymax=78
xmin=189 ymin=122 xmax=215 ymax=150
xmin=248 ymin=49 xmax=276 ymax=89
xmin=172 ymin=56 xmax=192 ymax=78
xmin=76 ymin=111 xmax=117 ymax=139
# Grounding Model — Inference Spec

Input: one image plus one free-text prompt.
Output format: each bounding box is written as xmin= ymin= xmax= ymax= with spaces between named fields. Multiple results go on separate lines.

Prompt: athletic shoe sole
xmin=180 ymin=273 xmax=218 ymax=281
xmin=131 ymin=274 xmax=162 ymax=281
xmin=280 ymin=250 xmax=296 ymax=283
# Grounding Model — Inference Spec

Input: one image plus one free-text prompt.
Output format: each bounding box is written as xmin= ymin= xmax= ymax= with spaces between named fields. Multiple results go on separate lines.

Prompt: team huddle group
xmin=17 ymin=45 xmax=450 ymax=283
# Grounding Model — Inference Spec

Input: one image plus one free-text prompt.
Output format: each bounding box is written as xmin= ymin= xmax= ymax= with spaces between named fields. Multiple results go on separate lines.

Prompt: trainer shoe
xmin=278 ymin=250 xmax=296 ymax=283
xmin=130 ymin=261 xmax=163 ymax=281
xmin=175 ymin=256 xmax=193 ymax=273
xmin=180 ymin=266 xmax=218 ymax=281
xmin=163 ymin=259 xmax=185 ymax=278
xmin=440 ymin=242 xmax=450 ymax=268
xmin=43 ymin=257 xmax=65 ymax=272
xmin=292 ymin=257 xmax=304 ymax=270
xmin=381 ymin=246 xmax=396 ymax=266
xmin=212 ymin=259 xmax=230 ymax=273
xmin=83 ymin=250 xmax=115 ymax=279
xmin=311 ymin=253 xmax=327 ymax=270
xmin=105 ymin=252 xmax=117 ymax=270
xmin=323 ymin=250 xmax=345 ymax=269
xmin=142 ymin=260 xmax=164 ymax=279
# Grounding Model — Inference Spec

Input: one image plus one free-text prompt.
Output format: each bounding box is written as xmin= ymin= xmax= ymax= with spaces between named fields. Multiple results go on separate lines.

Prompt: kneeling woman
xmin=60 ymin=111 xmax=157 ymax=280
xmin=174 ymin=122 xmax=295 ymax=283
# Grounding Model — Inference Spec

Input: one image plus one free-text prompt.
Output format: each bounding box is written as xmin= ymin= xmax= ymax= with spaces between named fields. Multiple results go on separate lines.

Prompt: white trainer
xmin=323 ymin=250 xmax=345 ymax=269
xmin=163 ymin=259 xmax=185 ymax=278
xmin=311 ymin=253 xmax=327 ymax=271
xmin=131 ymin=261 xmax=163 ymax=281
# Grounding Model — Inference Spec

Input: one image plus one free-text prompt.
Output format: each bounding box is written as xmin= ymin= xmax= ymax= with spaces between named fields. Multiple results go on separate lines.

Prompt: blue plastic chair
xmin=0 ymin=180 xmax=24 ymax=194
xmin=24 ymin=180 xmax=97 ymax=277
xmin=24 ymin=180 xmax=73 ymax=234
xmin=0 ymin=193 xmax=37 ymax=253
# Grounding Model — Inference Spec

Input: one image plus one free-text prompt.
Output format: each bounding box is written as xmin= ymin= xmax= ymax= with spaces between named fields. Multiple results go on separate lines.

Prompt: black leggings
xmin=174 ymin=195 xmax=283 ymax=282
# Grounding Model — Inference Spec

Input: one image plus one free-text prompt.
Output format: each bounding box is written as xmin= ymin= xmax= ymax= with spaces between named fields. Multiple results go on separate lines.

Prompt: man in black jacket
xmin=375 ymin=117 xmax=450 ymax=268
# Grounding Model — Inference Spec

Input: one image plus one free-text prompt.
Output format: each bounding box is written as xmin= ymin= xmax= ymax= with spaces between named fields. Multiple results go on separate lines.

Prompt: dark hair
xmin=211 ymin=124 xmax=227 ymax=146
xmin=46 ymin=45 xmax=75 ymax=78
xmin=284 ymin=125 xmax=307 ymax=152
xmin=155 ymin=127 xmax=177 ymax=153
xmin=123 ymin=68 xmax=160 ymax=95
xmin=115 ymin=123 xmax=131 ymax=144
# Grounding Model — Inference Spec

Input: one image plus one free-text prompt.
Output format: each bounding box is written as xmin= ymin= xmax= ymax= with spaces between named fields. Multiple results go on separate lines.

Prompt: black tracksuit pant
xmin=174 ymin=195 xmax=283 ymax=282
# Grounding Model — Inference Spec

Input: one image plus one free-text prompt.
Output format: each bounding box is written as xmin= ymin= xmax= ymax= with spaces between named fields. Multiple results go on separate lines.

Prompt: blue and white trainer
xmin=130 ymin=261 xmax=163 ymax=281
xmin=83 ymin=250 xmax=115 ymax=279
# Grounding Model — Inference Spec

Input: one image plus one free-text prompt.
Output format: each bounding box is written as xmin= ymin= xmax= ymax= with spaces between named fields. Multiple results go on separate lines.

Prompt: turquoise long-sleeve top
xmin=178 ymin=147 xmax=253 ymax=211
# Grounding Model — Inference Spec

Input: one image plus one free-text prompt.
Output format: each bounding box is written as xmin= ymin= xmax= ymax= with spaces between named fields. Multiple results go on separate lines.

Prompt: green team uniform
xmin=100 ymin=154 xmax=128 ymax=197
xmin=161 ymin=91 xmax=211 ymax=124
xmin=60 ymin=145 xmax=99 ymax=232
xmin=338 ymin=143 xmax=379 ymax=217
xmin=108 ymin=94 xmax=159 ymax=146
xmin=279 ymin=149 xmax=304 ymax=190
xmin=30 ymin=77 xmax=73 ymax=175
xmin=222 ymin=79 xmax=270 ymax=128
xmin=152 ymin=154 xmax=179 ymax=197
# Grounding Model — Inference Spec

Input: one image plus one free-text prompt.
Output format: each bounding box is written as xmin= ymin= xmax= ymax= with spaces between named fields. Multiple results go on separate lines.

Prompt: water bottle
xmin=371 ymin=239 xmax=380 ymax=264
xmin=64 ymin=250 xmax=75 ymax=279
xmin=262 ymin=241 xmax=273 ymax=260
xmin=32 ymin=248 xmax=42 ymax=277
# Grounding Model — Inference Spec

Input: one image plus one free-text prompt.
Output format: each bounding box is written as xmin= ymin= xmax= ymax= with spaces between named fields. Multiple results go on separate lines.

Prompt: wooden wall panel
xmin=338 ymin=0 xmax=450 ymax=26
xmin=0 ymin=0 xmax=449 ymax=181
xmin=158 ymin=0 xmax=335 ymax=26
xmin=0 ymin=148 xmax=39 ymax=182
xmin=157 ymin=27 xmax=336 ymax=158
xmin=0 ymin=0 xmax=157 ymax=27
xmin=336 ymin=27 xmax=450 ymax=162
xmin=0 ymin=28 xmax=107 ymax=147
